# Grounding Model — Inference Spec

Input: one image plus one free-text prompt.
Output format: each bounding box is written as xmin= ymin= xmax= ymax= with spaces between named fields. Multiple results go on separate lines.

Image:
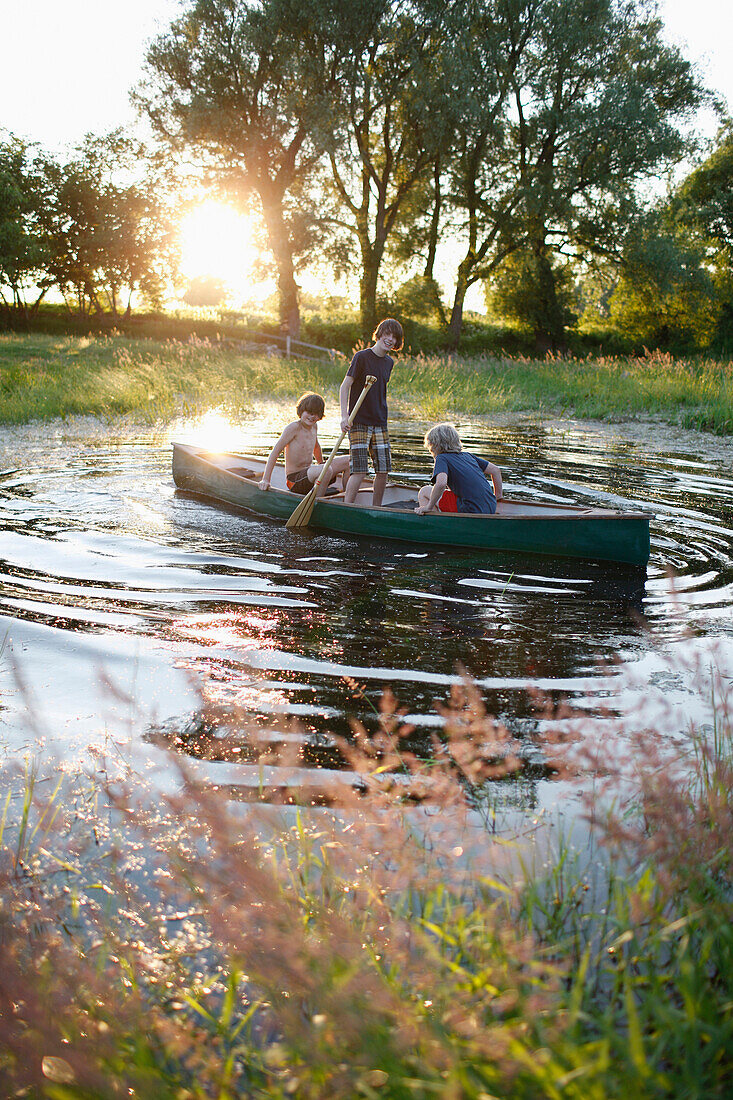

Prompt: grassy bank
xmin=0 ymin=332 xmax=732 ymax=434
xmin=2 ymin=662 xmax=732 ymax=1097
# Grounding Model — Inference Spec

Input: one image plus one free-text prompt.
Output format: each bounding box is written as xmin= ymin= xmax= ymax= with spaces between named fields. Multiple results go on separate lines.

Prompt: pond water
xmin=1 ymin=406 xmax=732 ymax=814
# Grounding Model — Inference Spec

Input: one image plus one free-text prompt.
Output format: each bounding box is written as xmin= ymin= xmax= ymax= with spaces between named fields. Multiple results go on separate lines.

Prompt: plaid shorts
xmin=349 ymin=424 xmax=392 ymax=475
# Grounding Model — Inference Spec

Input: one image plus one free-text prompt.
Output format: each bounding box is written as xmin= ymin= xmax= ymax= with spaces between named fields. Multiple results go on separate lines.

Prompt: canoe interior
xmin=188 ymin=448 xmax=640 ymax=519
xmin=171 ymin=444 xmax=652 ymax=566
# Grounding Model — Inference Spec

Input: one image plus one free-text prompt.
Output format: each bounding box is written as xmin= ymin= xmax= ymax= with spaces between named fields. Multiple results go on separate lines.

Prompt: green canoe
xmin=172 ymin=443 xmax=652 ymax=567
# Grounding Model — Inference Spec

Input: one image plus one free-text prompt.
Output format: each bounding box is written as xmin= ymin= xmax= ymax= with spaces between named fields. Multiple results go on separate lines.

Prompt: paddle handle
xmin=311 ymin=375 xmax=376 ymax=492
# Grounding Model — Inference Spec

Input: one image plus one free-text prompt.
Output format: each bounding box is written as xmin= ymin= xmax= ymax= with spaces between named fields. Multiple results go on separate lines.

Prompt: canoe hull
xmin=172 ymin=444 xmax=651 ymax=567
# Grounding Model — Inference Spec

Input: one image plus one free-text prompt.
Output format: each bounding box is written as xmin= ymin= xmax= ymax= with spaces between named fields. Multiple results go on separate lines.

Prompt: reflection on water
xmin=0 ymin=410 xmax=732 ymax=812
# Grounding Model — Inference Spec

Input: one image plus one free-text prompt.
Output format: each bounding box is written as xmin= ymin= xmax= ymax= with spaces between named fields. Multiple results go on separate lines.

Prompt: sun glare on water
xmin=178 ymin=201 xmax=270 ymax=302
xmin=170 ymin=410 xmax=247 ymax=452
xmin=167 ymin=405 xmax=288 ymax=454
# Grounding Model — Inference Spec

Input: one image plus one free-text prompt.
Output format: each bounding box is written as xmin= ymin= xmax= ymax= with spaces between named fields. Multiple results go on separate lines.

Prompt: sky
xmin=2 ymin=0 xmax=730 ymax=154
xmin=2 ymin=0 xmax=181 ymax=154
xmin=2 ymin=0 xmax=730 ymax=306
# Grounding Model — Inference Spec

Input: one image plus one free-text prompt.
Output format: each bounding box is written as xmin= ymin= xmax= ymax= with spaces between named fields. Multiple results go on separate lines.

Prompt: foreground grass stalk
xmin=1 ymin=664 xmax=732 ymax=1096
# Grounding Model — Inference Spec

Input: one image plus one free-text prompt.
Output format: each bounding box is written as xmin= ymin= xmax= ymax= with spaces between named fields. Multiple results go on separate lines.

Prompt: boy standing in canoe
xmin=339 ymin=318 xmax=403 ymax=507
xmin=416 ymin=423 xmax=503 ymax=515
xmin=258 ymin=392 xmax=350 ymax=496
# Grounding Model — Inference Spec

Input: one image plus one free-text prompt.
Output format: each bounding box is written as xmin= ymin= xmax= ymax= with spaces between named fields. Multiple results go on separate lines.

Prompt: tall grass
xmin=0 ymin=333 xmax=338 ymax=424
xmin=399 ymin=347 xmax=733 ymax=433
xmin=1 ymin=659 xmax=733 ymax=1097
xmin=1 ymin=334 xmax=731 ymax=434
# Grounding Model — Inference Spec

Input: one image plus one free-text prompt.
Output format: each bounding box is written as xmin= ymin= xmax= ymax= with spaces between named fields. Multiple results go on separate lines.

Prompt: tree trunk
xmin=260 ymin=186 xmax=300 ymax=339
xmin=447 ymin=264 xmax=471 ymax=349
xmin=424 ymin=159 xmax=441 ymax=282
xmin=30 ymin=288 xmax=47 ymax=318
xmin=359 ymin=252 xmax=379 ymax=343
xmin=277 ymin=265 xmax=300 ymax=339
xmin=532 ymin=246 xmax=566 ymax=354
xmin=10 ymin=288 xmax=29 ymax=331
xmin=424 ymin=160 xmax=448 ymax=328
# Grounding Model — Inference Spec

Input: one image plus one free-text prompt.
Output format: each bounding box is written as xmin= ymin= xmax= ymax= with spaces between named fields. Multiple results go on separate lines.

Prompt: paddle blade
xmin=285 ymin=485 xmax=318 ymax=528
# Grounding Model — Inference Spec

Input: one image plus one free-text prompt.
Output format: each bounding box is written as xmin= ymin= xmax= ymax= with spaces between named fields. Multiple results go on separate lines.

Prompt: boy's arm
xmin=339 ymin=375 xmax=354 ymax=432
xmin=259 ymin=424 xmax=296 ymax=489
xmin=314 ymin=438 xmax=323 ymax=462
xmin=485 ymin=462 xmax=503 ymax=501
xmin=416 ymin=472 xmax=448 ymax=514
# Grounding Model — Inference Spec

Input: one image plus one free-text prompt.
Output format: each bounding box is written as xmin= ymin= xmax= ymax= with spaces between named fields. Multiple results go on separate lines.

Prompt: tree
xmin=183 ymin=275 xmax=229 ymax=307
xmin=486 ymin=247 xmax=577 ymax=341
xmin=381 ymin=147 xmax=449 ymax=325
xmin=136 ymin=0 xmax=349 ymax=338
xmin=0 ymin=134 xmax=54 ymax=327
xmin=433 ymin=0 xmax=539 ymax=347
xmin=38 ymin=132 xmax=174 ymax=318
xmin=320 ymin=0 xmax=452 ymax=338
xmin=609 ymin=217 xmax=718 ymax=347
xmin=674 ymin=126 xmax=733 ymax=258
xmin=572 ymin=259 xmax=618 ymax=326
xmin=566 ymin=126 xmax=733 ymax=353
xmin=444 ymin=0 xmax=705 ymax=350
xmin=391 ymin=273 xmax=445 ymax=322
xmin=675 ymin=127 xmax=733 ymax=344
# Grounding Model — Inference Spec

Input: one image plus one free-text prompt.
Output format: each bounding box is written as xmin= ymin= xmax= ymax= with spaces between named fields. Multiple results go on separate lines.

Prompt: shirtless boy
xmin=258 ymin=392 xmax=350 ymax=496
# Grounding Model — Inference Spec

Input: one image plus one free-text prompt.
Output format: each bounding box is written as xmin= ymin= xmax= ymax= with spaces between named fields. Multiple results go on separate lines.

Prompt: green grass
xmin=0 ymin=332 xmax=732 ymax=433
xmin=398 ymin=349 xmax=733 ymax=434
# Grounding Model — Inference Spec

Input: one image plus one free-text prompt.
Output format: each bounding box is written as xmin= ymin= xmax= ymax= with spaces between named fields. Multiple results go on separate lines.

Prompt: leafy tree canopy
xmin=610 ymin=216 xmax=719 ymax=348
xmin=673 ymin=125 xmax=733 ymax=258
xmin=444 ymin=0 xmax=707 ymax=348
xmin=37 ymin=131 xmax=175 ymax=318
xmin=0 ymin=133 xmax=54 ymax=323
xmin=486 ymin=247 xmax=577 ymax=347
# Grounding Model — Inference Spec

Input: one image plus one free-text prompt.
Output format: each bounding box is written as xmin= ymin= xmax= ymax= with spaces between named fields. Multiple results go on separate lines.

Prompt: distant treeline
xmin=20 ymin=301 xmax=640 ymax=361
xmin=2 ymin=0 xmax=732 ymax=353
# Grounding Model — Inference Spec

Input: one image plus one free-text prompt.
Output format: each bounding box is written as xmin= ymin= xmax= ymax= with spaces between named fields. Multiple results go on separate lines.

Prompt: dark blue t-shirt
xmin=347 ymin=348 xmax=393 ymax=426
xmin=432 ymin=452 xmax=497 ymax=514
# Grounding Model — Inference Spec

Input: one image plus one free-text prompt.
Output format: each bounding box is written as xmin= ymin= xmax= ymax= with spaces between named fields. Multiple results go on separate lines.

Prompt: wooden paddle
xmin=286 ymin=374 xmax=376 ymax=529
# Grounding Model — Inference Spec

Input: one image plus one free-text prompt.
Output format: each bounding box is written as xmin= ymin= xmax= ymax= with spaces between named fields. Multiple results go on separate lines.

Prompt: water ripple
xmin=0 ymin=415 xmax=731 ymax=812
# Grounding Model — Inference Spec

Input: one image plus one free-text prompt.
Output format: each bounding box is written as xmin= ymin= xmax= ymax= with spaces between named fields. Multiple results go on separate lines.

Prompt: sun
xmin=177 ymin=201 xmax=271 ymax=303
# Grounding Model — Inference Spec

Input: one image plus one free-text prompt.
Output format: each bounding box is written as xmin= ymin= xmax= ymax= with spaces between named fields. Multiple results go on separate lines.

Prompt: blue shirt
xmin=347 ymin=348 xmax=393 ymax=426
xmin=432 ymin=452 xmax=497 ymax=514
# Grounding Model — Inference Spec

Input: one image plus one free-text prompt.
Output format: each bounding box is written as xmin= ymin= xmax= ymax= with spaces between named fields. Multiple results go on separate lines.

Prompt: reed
xmin=1 ymin=333 xmax=731 ymax=434
xmin=1 ymin=661 xmax=732 ymax=1097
